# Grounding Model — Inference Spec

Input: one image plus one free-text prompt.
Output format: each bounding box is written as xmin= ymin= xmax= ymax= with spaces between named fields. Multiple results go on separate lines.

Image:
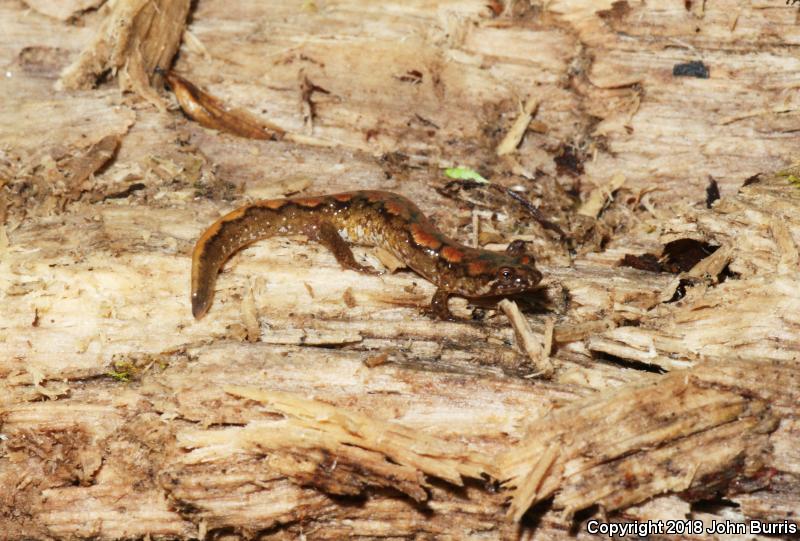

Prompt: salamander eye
xmin=499 ymin=267 xmax=514 ymax=281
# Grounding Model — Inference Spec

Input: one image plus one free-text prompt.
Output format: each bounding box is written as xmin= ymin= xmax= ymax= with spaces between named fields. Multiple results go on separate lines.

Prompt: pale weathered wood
xmin=1 ymin=0 xmax=799 ymax=539
xmin=23 ymin=0 xmax=105 ymax=22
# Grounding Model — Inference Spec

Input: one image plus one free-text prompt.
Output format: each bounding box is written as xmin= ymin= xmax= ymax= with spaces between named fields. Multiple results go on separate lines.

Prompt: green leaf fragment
xmin=786 ymin=174 xmax=800 ymax=188
xmin=444 ymin=167 xmax=488 ymax=183
xmin=107 ymin=370 xmax=131 ymax=382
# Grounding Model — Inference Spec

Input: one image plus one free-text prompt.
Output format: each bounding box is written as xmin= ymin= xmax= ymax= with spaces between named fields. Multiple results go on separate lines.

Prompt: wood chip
xmin=374 ymin=246 xmax=405 ymax=272
xmin=363 ymin=352 xmax=389 ymax=367
xmin=577 ymin=173 xmax=626 ymax=217
xmin=61 ymin=135 xmax=120 ymax=196
xmin=342 ymin=288 xmax=357 ymax=308
xmin=241 ymin=283 xmax=260 ymax=343
xmin=770 ymin=218 xmax=800 ymax=274
xmin=541 ymin=317 xmax=554 ymax=359
xmin=496 ymin=95 xmax=540 ymax=156
xmin=0 ymin=226 xmax=8 ymax=257
xmin=553 ymin=319 xmax=615 ymax=343
xmin=181 ymin=30 xmax=211 ymax=60
xmin=498 ymin=299 xmax=554 ymax=377
xmin=471 ymin=211 xmax=480 ymax=248
xmin=507 ymin=442 xmax=559 ymax=521
xmin=685 ymin=244 xmax=732 ymax=281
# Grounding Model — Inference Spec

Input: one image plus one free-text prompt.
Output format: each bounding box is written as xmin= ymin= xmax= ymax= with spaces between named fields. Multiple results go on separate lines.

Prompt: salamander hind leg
xmin=308 ymin=221 xmax=381 ymax=275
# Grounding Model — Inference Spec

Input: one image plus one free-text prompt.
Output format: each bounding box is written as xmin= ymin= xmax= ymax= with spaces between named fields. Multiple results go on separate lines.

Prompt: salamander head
xmin=476 ymin=256 xmax=543 ymax=297
xmin=452 ymin=245 xmax=543 ymax=299
xmin=486 ymin=260 xmax=543 ymax=296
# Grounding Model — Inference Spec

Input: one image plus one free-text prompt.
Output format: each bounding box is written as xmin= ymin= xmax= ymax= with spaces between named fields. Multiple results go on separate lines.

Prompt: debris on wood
xmin=577 ymin=173 xmax=626 ymax=217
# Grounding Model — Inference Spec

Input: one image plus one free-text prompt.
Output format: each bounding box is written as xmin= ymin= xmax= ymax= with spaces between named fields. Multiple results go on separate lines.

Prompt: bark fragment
xmin=58 ymin=0 xmax=191 ymax=109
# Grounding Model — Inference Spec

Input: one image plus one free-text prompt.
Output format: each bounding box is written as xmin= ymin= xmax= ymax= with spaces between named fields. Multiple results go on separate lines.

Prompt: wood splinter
xmin=498 ymin=299 xmax=554 ymax=377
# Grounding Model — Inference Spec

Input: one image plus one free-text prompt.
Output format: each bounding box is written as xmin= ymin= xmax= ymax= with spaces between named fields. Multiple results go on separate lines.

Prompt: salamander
xmin=191 ymin=190 xmax=543 ymax=320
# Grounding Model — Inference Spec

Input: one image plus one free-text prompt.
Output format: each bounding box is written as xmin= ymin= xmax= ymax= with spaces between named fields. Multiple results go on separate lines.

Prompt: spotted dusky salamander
xmin=191 ymin=191 xmax=543 ymax=320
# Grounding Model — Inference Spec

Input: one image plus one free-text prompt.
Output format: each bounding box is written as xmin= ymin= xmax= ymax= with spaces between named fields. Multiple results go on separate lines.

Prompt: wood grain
xmin=1 ymin=0 xmax=799 ymax=539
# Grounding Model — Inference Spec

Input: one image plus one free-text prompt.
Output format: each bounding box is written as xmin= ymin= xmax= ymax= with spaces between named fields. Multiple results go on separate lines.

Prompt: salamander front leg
xmin=505 ymin=239 xmax=528 ymax=256
xmin=310 ymin=221 xmax=381 ymax=275
xmin=425 ymin=288 xmax=455 ymax=321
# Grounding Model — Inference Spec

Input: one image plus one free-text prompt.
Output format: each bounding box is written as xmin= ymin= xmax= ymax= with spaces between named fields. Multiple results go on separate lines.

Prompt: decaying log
xmin=2 ymin=0 xmax=800 ymax=539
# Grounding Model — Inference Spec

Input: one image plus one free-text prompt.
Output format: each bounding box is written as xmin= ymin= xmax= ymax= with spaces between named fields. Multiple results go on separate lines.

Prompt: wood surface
xmin=1 ymin=0 xmax=799 ymax=539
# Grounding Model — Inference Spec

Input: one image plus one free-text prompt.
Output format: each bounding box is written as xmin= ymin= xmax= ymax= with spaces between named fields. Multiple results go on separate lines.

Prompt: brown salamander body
xmin=191 ymin=191 xmax=542 ymax=320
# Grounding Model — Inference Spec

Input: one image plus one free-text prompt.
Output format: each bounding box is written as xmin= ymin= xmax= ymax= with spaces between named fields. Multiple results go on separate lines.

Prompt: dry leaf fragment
xmin=166 ymin=71 xmax=286 ymax=140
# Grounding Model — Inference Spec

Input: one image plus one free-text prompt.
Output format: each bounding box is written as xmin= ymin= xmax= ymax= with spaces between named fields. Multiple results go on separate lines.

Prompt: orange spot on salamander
xmin=520 ymin=255 xmax=531 ymax=265
xmin=333 ymin=193 xmax=354 ymax=202
xmin=384 ymin=199 xmax=409 ymax=218
xmin=410 ymin=222 xmax=442 ymax=250
xmin=467 ymin=260 xmax=489 ymax=276
xmin=296 ymin=197 xmax=324 ymax=208
xmin=260 ymin=199 xmax=286 ymax=210
xmin=441 ymin=246 xmax=464 ymax=263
